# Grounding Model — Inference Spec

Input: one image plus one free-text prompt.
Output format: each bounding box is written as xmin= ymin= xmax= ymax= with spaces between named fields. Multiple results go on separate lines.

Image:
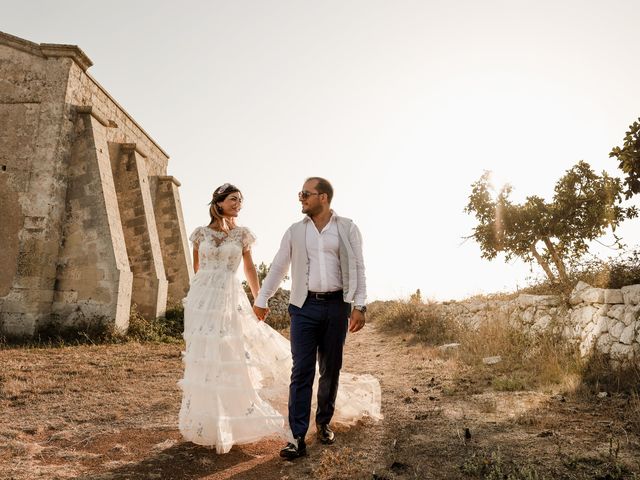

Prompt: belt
xmin=307 ymin=290 xmax=344 ymax=301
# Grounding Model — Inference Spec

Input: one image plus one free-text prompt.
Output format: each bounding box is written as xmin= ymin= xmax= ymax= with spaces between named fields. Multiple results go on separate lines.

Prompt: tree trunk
xmin=542 ymin=237 xmax=569 ymax=284
xmin=530 ymin=244 xmax=556 ymax=283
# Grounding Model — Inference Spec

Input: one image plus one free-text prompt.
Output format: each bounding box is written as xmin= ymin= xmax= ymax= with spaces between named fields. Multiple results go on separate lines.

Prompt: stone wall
xmin=0 ymin=31 xmax=192 ymax=336
xmin=435 ymin=282 xmax=640 ymax=364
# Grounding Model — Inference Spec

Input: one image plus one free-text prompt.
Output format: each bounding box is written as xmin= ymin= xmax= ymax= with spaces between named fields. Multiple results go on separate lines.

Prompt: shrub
xmin=368 ymin=300 xmax=459 ymax=345
xmin=125 ymin=303 xmax=183 ymax=343
xmin=0 ymin=302 xmax=185 ymax=349
xmin=521 ymin=248 xmax=640 ymax=296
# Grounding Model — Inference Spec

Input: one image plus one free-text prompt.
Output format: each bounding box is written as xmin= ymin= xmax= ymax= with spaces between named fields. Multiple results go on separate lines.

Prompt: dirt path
xmin=1 ymin=323 xmax=639 ymax=479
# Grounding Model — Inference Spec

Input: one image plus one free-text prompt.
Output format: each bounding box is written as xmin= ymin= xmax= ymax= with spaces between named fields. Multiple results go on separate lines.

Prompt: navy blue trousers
xmin=287 ymin=297 xmax=351 ymax=439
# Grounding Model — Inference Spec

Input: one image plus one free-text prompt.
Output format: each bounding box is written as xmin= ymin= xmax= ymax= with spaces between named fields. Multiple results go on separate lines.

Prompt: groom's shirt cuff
xmin=254 ymin=296 xmax=268 ymax=309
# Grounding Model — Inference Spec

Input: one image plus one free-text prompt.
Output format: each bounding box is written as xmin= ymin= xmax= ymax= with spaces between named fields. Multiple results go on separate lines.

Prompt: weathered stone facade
xmin=436 ymin=282 xmax=640 ymax=365
xmin=0 ymin=31 xmax=192 ymax=336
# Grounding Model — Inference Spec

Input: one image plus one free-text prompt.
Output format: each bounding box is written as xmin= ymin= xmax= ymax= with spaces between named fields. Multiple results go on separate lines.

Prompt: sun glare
xmin=488 ymin=171 xmax=510 ymax=199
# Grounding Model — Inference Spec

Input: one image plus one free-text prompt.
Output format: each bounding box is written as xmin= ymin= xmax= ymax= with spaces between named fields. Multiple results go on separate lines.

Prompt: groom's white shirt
xmin=254 ymin=212 xmax=366 ymax=309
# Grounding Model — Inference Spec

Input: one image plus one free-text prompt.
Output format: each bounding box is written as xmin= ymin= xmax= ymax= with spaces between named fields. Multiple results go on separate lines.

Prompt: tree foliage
xmin=610 ymin=118 xmax=640 ymax=199
xmin=465 ymin=161 xmax=637 ymax=286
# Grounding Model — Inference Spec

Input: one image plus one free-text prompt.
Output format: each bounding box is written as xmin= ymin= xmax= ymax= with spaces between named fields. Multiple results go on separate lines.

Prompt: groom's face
xmin=300 ymin=180 xmax=323 ymax=216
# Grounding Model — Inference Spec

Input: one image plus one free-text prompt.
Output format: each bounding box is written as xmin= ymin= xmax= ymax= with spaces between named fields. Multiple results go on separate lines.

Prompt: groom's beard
xmin=302 ymin=204 xmax=323 ymax=217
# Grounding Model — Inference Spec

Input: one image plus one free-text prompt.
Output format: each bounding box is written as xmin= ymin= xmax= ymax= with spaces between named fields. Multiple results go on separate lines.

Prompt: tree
xmin=242 ymin=262 xmax=289 ymax=303
xmin=610 ymin=118 xmax=640 ymax=199
xmin=465 ymin=161 xmax=636 ymax=286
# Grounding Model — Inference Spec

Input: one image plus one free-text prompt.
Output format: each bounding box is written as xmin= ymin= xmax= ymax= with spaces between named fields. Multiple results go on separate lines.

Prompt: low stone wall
xmin=436 ymin=282 xmax=640 ymax=363
xmin=246 ymin=288 xmax=291 ymax=329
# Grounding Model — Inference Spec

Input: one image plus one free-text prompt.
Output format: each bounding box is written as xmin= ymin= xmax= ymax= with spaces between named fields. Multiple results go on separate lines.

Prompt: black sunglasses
xmin=298 ymin=191 xmax=324 ymax=199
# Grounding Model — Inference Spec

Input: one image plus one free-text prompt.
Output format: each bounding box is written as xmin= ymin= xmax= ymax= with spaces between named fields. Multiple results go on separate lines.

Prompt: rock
xmin=610 ymin=342 xmax=633 ymax=359
xmin=622 ymin=305 xmax=640 ymax=326
xmin=621 ymin=284 xmax=640 ymax=305
xmin=594 ymin=316 xmax=609 ymax=335
xmin=464 ymin=428 xmax=471 ymax=440
xmin=532 ymin=315 xmax=552 ymax=332
xmin=467 ymin=301 xmax=487 ymax=313
xmin=517 ymin=294 xmax=560 ymax=308
xmin=581 ymin=287 xmax=605 ymax=304
xmin=570 ymin=281 xmax=591 ymax=304
xmin=482 ymin=355 xmax=502 ymax=365
xmin=603 ymin=289 xmax=624 ymax=304
xmin=609 ymin=321 xmax=625 ymax=341
xmin=438 ymin=343 xmax=460 ymax=351
xmin=521 ymin=307 xmax=536 ymax=324
xmin=596 ymin=333 xmax=611 ymax=353
xmin=607 ymin=304 xmax=625 ymax=321
xmin=620 ymin=324 xmax=635 ymax=345
xmin=571 ymin=306 xmax=598 ymax=327
xmin=580 ymin=333 xmax=597 ymax=356
xmin=597 ymin=391 xmax=609 ymax=398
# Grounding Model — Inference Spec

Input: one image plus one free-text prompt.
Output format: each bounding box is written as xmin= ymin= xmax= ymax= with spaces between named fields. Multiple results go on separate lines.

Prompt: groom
xmin=253 ymin=177 xmax=367 ymax=459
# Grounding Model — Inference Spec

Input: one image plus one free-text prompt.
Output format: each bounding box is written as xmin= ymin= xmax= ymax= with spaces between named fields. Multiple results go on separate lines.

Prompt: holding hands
xmin=253 ymin=305 xmax=269 ymax=321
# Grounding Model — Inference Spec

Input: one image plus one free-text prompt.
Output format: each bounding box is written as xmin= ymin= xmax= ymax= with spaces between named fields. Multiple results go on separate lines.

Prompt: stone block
xmin=609 ymin=342 xmax=633 ymax=360
xmin=517 ymin=294 xmax=561 ymax=308
xmin=608 ymin=320 xmax=625 ymax=341
xmin=621 ymin=284 xmax=640 ymax=305
xmin=580 ymin=287 xmax=605 ymax=304
xmin=521 ymin=307 xmax=535 ymax=324
xmin=594 ymin=316 xmax=609 ymax=335
xmin=622 ymin=305 xmax=640 ymax=327
xmin=580 ymin=333 xmax=596 ymax=356
xmin=570 ymin=281 xmax=591 ymax=304
xmin=603 ymin=289 xmax=624 ymax=304
xmin=571 ymin=305 xmax=597 ymax=327
xmin=607 ymin=304 xmax=625 ymax=321
xmin=532 ymin=314 xmax=552 ymax=332
xmin=620 ymin=324 xmax=635 ymax=345
xmin=596 ymin=333 xmax=611 ymax=354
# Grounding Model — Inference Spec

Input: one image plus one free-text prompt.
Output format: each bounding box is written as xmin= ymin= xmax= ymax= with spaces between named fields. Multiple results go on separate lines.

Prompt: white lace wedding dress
xmin=178 ymin=225 xmax=382 ymax=454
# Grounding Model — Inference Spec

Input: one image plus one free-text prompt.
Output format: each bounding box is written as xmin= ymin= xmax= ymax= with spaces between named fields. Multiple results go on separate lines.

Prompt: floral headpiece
xmin=215 ymin=183 xmax=231 ymax=195
xmin=209 ymin=183 xmax=240 ymax=204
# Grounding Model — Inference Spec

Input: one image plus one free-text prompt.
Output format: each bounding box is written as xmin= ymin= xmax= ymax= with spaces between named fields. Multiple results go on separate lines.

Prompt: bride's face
xmin=217 ymin=193 xmax=243 ymax=218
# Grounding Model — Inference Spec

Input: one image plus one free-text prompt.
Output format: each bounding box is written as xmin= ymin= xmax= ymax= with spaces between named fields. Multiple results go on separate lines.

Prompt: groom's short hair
xmin=306 ymin=177 xmax=334 ymax=204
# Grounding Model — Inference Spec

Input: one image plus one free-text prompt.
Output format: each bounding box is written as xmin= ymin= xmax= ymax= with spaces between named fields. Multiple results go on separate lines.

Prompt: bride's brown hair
xmin=209 ymin=183 xmax=242 ymax=233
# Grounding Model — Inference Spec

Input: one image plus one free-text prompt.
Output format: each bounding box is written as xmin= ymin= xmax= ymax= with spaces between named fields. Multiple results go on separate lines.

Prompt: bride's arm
xmin=242 ymin=249 xmax=260 ymax=299
xmin=193 ymin=247 xmax=199 ymax=273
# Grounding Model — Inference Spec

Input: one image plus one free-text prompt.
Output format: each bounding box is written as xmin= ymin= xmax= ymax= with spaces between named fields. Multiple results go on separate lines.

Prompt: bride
xmin=178 ymin=183 xmax=381 ymax=454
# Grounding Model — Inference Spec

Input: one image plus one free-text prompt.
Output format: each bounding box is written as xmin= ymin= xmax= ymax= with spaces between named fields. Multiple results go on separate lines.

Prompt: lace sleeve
xmin=189 ymin=227 xmax=205 ymax=247
xmin=241 ymin=227 xmax=257 ymax=252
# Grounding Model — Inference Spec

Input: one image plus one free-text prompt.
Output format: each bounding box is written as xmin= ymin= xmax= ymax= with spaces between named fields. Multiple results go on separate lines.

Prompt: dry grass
xmin=1 ymin=323 xmax=639 ymax=479
xmin=0 ymin=342 xmax=184 ymax=479
xmin=368 ymin=299 xmax=460 ymax=346
xmin=456 ymin=317 xmax=584 ymax=393
xmin=370 ymin=299 xmax=585 ymax=393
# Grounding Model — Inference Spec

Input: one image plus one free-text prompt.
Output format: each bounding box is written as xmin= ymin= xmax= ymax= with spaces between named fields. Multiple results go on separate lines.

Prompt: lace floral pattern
xmin=178 ymin=225 xmax=382 ymax=454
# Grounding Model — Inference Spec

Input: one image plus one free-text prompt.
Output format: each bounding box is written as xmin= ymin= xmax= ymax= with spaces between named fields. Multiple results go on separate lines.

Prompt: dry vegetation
xmin=1 ymin=299 xmax=639 ymax=479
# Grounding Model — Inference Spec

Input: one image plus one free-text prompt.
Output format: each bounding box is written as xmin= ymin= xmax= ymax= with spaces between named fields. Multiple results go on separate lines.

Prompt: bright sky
xmin=3 ymin=0 xmax=639 ymax=301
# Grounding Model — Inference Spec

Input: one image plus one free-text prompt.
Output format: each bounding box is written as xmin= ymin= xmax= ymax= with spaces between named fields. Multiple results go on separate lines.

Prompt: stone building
xmin=0 ymin=31 xmax=192 ymax=336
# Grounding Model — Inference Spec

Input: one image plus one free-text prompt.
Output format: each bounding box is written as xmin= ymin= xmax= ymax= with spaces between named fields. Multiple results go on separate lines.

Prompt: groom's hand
xmin=349 ymin=309 xmax=366 ymax=333
xmin=253 ymin=305 xmax=269 ymax=321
